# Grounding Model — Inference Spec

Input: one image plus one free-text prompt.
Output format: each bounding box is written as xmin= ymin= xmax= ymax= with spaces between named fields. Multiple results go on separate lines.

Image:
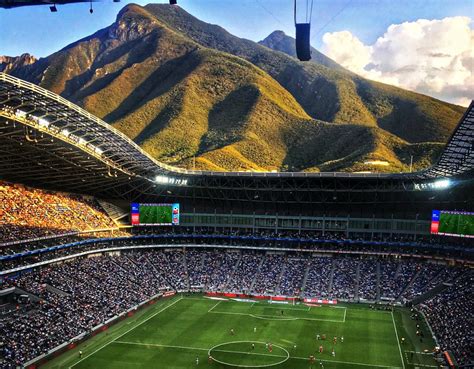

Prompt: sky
xmin=0 ymin=0 xmax=472 ymax=105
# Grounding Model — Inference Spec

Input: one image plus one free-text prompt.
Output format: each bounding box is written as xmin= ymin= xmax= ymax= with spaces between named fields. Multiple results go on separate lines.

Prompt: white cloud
xmin=322 ymin=17 xmax=473 ymax=106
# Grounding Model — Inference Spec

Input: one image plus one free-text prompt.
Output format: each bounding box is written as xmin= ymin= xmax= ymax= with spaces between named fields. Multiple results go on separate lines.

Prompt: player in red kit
xmin=319 ymin=345 xmax=323 ymax=354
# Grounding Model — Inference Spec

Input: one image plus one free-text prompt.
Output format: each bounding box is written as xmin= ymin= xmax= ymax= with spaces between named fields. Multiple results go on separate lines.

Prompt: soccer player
xmin=79 ymin=350 xmax=83 ymax=358
xmin=252 ymin=343 xmax=255 ymax=350
xmin=401 ymin=337 xmax=406 ymax=344
xmin=319 ymin=345 xmax=323 ymax=354
xmin=309 ymin=355 xmax=315 ymax=364
xmin=196 ymin=357 xmax=199 ymax=365
xmin=316 ymin=334 xmax=320 ymax=340
xmin=268 ymin=343 xmax=273 ymax=352
xmin=230 ymin=328 xmax=235 ymax=335
xmin=340 ymin=336 xmax=344 ymax=343
xmin=331 ymin=348 xmax=335 ymax=357
xmin=333 ymin=336 xmax=337 ymax=345
xmin=208 ymin=355 xmax=213 ymax=364
xmin=322 ymin=334 xmax=326 ymax=340
xmin=254 ymin=327 xmax=257 ymax=333
xmin=293 ymin=344 xmax=297 ymax=350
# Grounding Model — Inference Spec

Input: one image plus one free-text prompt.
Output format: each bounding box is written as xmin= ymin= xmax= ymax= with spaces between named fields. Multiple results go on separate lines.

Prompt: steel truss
xmin=0 ymin=73 xmax=472 ymax=210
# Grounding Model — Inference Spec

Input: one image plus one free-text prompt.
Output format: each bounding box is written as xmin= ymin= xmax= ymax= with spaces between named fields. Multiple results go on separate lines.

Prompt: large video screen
xmin=131 ymin=203 xmax=180 ymax=226
xmin=431 ymin=210 xmax=474 ymax=238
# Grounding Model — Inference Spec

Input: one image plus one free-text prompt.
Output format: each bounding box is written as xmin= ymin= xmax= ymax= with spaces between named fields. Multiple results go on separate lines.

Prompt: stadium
xmin=1 ymin=2 xmax=474 ymax=369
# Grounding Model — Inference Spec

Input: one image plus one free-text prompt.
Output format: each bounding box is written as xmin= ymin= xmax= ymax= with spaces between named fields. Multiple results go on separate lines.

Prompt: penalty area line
xmin=209 ymin=309 xmax=345 ymax=322
xmin=208 ymin=300 xmax=222 ymax=313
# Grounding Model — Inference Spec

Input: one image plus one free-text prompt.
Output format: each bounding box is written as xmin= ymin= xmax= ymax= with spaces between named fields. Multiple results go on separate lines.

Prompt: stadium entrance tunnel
xmin=208 ymin=341 xmax=290 ymax=367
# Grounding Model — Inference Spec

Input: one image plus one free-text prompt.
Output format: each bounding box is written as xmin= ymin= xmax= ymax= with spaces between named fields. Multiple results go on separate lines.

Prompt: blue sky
xmin=0 ymin=0 xmax=472 ymax=58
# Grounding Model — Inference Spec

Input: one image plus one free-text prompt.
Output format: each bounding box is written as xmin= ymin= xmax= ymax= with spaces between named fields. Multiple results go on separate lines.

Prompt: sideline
xmin=391 ymin=311 xmax=406 ymax=369
xmin=69 ymin=296 xmax=183 ymax=368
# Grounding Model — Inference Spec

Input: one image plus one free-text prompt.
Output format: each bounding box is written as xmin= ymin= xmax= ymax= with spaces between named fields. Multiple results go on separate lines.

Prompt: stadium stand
xmin=1 ymin=248 xmax=472 ymax=368
xmin=0 ymin=74 xmax=472 ymax=369
xmin=0 ymin=181 xmax=117 ymax=243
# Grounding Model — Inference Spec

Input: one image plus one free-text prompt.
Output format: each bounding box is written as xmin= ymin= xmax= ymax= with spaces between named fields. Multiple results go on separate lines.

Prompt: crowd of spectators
xmin=418 ymin=273 xmax=473 ymax=367
xmin=5 ymin=226 xmax=472 ymax=275
xmin=302 ymin=257 xmax=333 ymax=298
xmin=331 ymin=258 xmax=357 ymax=300
xmin=226 ymin=253 xmax=261 ymax=293
xmin=0 ymin=181 xmax=117 ymax=244
xmin=358 ymin=259 xmax=378 ymax=300
xmin=0 ymin=249 xmax=471 ymax=368
xmin=278 ymin=257 xmax=307 ymax=296
xmin=252 ymin=254 xmax=285 ymax=294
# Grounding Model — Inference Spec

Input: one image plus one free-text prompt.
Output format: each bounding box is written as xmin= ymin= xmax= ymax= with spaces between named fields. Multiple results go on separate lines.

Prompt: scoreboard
xmin=131 ymin=203 xmax=180 ymax=226
xmin=431 ymin=210 xmax=474 ymax=238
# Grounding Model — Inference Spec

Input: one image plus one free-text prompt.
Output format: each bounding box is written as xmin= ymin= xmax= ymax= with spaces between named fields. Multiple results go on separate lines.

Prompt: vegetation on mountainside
xmin=5 ymin=3 xmax=465 ymax=173
xmin=144 ymin=4 xmax=464 ymax=140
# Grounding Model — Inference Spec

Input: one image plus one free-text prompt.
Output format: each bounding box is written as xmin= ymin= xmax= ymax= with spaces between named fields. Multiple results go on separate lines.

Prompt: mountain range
xmin=3 ymin=3 xmax=466 ymax=172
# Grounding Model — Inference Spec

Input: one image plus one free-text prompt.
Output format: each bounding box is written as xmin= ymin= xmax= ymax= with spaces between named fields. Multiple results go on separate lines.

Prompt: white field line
xmin=209 ymin=299 xmax=344 ymax=322
xmin=69 ymin=296 xmax=183 ymax=368
xmin=209 ymin=309 xmax=344 ymax=322
xmin=252 ymin=304 xmax=311 ymax=312
xmin=116 ymin=340 xmax=287 ymax=359
xmin=113 ymin=340 xmax=402 ymax=368
xmin=391 ymin=311 xmax=406 ymax=369
xmin=208 ymin=300 xmax=222 ymax=313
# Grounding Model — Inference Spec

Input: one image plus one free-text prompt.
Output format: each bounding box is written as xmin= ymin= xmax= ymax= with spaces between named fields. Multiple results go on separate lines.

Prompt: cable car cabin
xmin=295 ymin=23 xmax=311 ymax=61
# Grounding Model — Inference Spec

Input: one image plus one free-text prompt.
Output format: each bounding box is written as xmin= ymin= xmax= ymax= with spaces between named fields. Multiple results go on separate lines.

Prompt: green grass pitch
xmin=438 ymin=212 xmax=474 ymax=236
xmin=139 ymin=205 xmax=172 ymax=225
xmin=42 ymin=296 xmax=439 ymax=369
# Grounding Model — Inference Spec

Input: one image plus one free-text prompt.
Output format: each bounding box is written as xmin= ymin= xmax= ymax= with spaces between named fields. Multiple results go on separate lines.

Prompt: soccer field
xmin=139 ymin=204 xmax=172 ymax=225
xmin=43 ymin=296 xmax=438 ymax=369
xmin=438 ymin=212 xmax=474 ymax=237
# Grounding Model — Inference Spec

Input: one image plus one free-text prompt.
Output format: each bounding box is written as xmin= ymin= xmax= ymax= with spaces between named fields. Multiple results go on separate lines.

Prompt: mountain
xmin=0 ymin=53 xmax=36 ymax=73
xmin=143 ymin=4 xmax=465 ymax=143
xmin=258 ymin=30 xmax=345 ymax=72
xmin=4 ymin=4 xmax=463 ymax=173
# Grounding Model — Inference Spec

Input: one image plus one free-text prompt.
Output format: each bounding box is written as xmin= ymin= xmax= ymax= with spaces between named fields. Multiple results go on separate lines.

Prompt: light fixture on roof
xmin=38 ymin=118 xmax=49 ymax=128
xmin=433 ymin=179 xmax=451 ymax=190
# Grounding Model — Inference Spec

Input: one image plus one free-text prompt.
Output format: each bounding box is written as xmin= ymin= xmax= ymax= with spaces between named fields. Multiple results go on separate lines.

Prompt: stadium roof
xmin=0 ymin=0 xmax=119 ymax=9
xmin=0 ymin=72 xmax=472 ymax=209
xmin=421 ymin=102 xmax=474 ymax=179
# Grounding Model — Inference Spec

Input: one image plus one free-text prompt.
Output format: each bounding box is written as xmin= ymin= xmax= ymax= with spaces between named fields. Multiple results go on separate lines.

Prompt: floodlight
xmin=433 ymin=179 xmax=450 ymax=190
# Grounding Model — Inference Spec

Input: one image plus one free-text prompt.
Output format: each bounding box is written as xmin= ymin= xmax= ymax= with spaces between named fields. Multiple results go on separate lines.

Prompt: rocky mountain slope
xmin=0 ymin=53 xmax=37 ymax=73
xmin=4 ymin=4 xmax=464 ymax=173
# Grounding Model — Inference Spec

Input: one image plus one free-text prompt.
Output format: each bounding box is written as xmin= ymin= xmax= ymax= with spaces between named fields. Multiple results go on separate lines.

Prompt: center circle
xmin=208 ymin=341 xmax=290 ymax=368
